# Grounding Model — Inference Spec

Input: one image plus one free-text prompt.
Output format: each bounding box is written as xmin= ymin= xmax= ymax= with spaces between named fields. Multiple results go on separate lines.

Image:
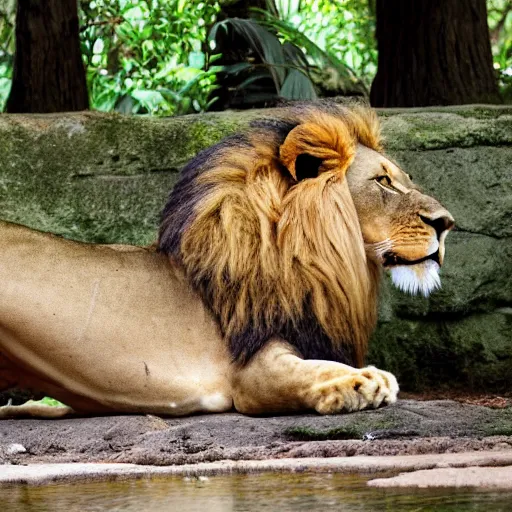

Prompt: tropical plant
xmin=0 ymin=0 xmax=15 ymax=111
xmin=80 ymin=0 xmax=221 ymax=115
xmin=207 ymin=0 xmax=373 ymax=109
xmin=488 ymin=0 xmax=512 ymax=101
xmin=254 ymin=4 xmax=369 ymax=97
xmin=0 ymin=0 xmax=509 ymax=112
xmin=268 ymin=0 xmax=377 ymax=91
xmin=209 ymin=17 xmax=317 ymax=106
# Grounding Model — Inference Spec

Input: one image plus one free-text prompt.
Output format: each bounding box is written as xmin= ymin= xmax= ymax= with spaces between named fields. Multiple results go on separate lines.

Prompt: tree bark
xmin=370 ymin=0 xmax=501 ymax=107
xmin=6 ymin=0 xmax=89 ymax=113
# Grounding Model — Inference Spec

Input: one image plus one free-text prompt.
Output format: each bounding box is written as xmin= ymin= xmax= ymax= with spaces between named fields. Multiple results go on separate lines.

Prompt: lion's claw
xmin=311 ymin=366 xmax=399 ymax=414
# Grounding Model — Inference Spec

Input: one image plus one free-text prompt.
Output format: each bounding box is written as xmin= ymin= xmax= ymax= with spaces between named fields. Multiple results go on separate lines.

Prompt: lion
xmin=0 ymin=104 xmax=453 ymax=419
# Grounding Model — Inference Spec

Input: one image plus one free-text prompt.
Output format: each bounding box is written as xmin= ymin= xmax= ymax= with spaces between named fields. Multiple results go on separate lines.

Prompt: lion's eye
xmin=376 ymin=175 xmax=392 ymax=187
xmin=375 ymin=175 xmax=399 ymax=194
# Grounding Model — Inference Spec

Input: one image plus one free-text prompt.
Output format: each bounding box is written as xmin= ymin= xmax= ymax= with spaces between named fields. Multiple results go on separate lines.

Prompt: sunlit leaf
xmin=122 ymin=6 xmax=145 ymax=20
xmin=39 ymin=397 xmax=66 ymax=407
xmin=159 ymin=87 xmax=181 ymax=102
xmin=207 ymin=52 xmax=223 ymax=64
xmin=178 ymin=69 xmax=216 ymax=95
xmin=188 ymin=50 xmax=205 ymax=69
xmin=131 ymin=89 xmax=166 ymax=111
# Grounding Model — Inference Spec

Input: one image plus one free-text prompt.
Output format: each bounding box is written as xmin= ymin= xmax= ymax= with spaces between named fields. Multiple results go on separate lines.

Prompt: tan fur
xmin=0 ymin=105 xmax=453 ymax=418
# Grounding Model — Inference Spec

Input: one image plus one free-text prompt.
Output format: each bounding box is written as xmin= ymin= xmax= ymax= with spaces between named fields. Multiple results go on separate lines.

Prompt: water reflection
xmin=2 ymin=472 xmax=512 ymax=512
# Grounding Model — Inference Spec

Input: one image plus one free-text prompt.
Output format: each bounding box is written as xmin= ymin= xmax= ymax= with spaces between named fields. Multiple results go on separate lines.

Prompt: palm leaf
xmin=209 ymin=18 xmax=287 ymax=89
xmin=221 ymin=62 xmax=254 ymax=75
xmin=282 ymin=41 xmax=310 ymax=69
xmin=237 ymin=70 xmax=273 ymax=90
xmin=280 ymin=69 xmax=317 ymax=100
xmin=253 ymin=8 xmax=368 ymax=95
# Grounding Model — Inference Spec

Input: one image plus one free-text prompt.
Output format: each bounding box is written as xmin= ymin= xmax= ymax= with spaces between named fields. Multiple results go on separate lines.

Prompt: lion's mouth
xmin=383 ymin=250 xmax=440 ymax=268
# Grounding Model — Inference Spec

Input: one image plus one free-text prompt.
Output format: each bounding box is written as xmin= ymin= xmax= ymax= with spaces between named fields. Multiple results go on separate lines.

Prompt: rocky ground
xmin=1 ymin=398 xmax=511 ymax=467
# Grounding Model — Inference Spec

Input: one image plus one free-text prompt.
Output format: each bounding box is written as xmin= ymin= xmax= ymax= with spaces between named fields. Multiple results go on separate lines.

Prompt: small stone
xmin=6 ymin=444 xmax=26 ymax=455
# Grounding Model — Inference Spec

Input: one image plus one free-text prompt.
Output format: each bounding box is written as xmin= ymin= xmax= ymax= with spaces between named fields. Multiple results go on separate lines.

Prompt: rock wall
xmin=0 ymin=105 xmax=510 ymax=391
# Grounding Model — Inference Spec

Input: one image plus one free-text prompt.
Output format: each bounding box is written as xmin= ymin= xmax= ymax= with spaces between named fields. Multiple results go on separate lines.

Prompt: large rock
xmin=0 ymin=105 xmax=510 ymax=391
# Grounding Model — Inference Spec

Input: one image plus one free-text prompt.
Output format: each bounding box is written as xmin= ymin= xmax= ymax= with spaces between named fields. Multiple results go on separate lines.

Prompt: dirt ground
xmin=1 ymin=398 xmax=511 ymax=466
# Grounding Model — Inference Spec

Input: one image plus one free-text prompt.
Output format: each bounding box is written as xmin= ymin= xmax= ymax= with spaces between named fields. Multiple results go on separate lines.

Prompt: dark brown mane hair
xmin=159 ymin=103 xmax=382 ymax=367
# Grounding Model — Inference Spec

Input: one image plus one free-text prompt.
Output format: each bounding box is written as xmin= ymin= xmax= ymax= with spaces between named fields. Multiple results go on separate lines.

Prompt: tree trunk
xmin=370 ymin=0 xmax=501 ymax=107
xmin=6 ymin=0 xmax=89 ymax=113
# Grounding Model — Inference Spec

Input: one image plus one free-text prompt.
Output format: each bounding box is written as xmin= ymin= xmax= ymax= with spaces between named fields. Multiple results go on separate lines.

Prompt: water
xmin=2 ymin=472 xmax=511 ymax=512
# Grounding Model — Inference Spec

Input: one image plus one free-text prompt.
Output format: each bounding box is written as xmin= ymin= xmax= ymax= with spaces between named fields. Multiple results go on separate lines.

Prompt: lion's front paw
xmin=310 ymin=366 xmax=399 ymax=415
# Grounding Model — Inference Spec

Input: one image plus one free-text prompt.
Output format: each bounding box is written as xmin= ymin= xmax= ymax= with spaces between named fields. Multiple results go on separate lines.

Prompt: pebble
xmin=6 ymin=444 xmax=27 ymax=455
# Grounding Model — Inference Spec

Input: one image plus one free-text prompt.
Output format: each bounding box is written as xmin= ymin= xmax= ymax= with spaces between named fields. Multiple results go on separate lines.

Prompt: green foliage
xmin=0 ymin=0 xmax=15 ymax=111
xmin=210 ymin=17 xmax=318 ymax=103
xmin=208 ymin=0 xmax=374 ymax=107
xmin=487 ymin=0 xmax=512 ymax=102
xmin=39 ymin=397 xmax=66 ymax=407
xmin=80 ymin=0 xmax=220 ymax=115
xmin=270 ymin=0 xmax=376 ymax=90
xmin=0 ymin=0 xmax=510 ymax=112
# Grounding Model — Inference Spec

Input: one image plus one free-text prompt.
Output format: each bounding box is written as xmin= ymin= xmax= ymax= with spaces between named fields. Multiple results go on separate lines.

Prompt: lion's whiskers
xmin=365 ymin=238 xmax=393 ymax=262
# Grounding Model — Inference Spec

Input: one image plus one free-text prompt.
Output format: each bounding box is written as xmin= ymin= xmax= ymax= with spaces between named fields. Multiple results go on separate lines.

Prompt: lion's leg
xmin=231 ymin=339 xmax=399 ymax=415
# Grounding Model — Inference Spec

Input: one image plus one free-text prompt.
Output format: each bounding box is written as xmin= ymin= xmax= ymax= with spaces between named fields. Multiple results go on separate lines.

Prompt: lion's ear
xmin=294 ymin=154 xmax=323 ymax=181
xmin=279 ymin=121 xmax=356 ymax=181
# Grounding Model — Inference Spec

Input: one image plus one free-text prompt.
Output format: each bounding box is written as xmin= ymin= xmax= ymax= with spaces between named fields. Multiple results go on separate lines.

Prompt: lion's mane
xmin=159 ymin=104 xmax=382 ymax=367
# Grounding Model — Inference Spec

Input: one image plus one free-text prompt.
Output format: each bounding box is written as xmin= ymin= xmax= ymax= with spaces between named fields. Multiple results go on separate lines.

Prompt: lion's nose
xmin=419 ymin=211 xmax=455 ymax=239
